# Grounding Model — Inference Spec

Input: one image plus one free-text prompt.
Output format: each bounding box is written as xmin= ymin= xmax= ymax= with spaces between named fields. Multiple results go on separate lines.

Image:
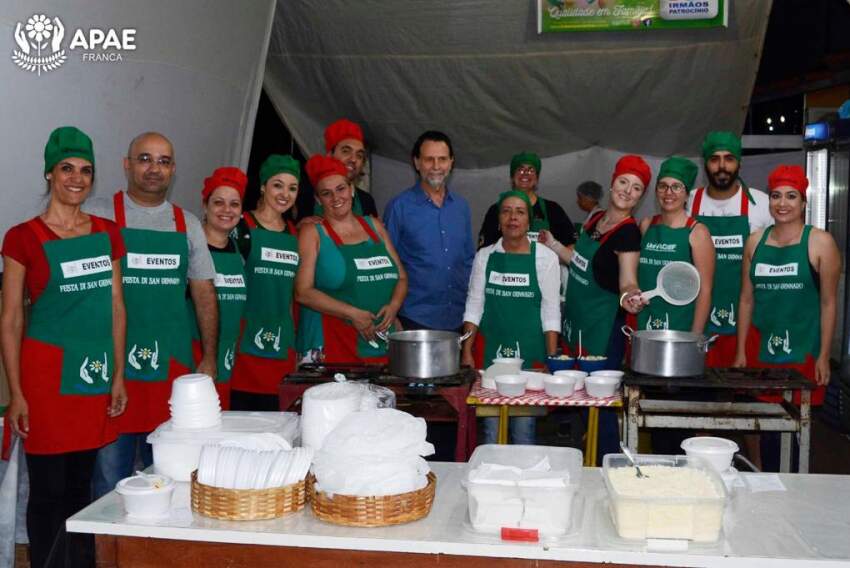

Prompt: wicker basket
xmin=190 ymin=470 xmax=306 ymax=520
xmin=306 ymin=472 xmax=436 ymax=527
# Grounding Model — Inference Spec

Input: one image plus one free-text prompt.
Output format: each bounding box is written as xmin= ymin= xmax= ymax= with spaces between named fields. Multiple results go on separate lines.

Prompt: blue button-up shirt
xmin=384 ymin=182 xmax=474 ymax=330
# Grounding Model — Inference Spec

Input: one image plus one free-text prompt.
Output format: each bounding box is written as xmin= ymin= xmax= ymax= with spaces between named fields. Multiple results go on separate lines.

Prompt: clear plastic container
xmin=602 ymin=454 xmax=727 ymax=543
xmin=463 ymin=444 xmax=583 ymax=536
xmin=146 ymin=411 xmax=300 ymax=482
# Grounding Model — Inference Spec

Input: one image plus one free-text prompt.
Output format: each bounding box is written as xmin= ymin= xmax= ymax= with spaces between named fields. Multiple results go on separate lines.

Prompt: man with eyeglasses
xmin=686 ymin=131 xmax=772 ymax=367
xmin=85 ymin=131 xmax=218 ymax=497
xmin=478 ymin=152 xmax=576 ymax=256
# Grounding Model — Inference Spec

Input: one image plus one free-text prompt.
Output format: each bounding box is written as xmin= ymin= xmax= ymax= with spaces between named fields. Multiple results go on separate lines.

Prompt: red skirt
xmin=230 ymin=350 xmax=296 ymax=395
xmin=14 ymin=338 xmax=117 ymax=454
xmin=321 ymin=314 xmax=388 ymax=365
xmin=745 ymin=327 xmax=824 ymax=405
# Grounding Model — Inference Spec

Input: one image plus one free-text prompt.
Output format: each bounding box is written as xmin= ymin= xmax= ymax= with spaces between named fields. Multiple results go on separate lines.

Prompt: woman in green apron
xmin=1 ymin=127 xmax=127 ymax=567
xmin=229 ymin=155 xmax=300 ymax=411
xmin=636 ymin=156 xmax=715 ymax=333
xmin=735 ymin=165 xmax=840 ymax=470
xmin=562 ymin=155 xmax=649 ymax=463
xmin=736 ymin=165 xmax=840 ymax=401
xmin=188 ymin=167 xmax=248 ymax=410
xmin=461 ymin=191 xmax=561 ymax=443
xmin=295 ymin=156 xmax=407 ymax=363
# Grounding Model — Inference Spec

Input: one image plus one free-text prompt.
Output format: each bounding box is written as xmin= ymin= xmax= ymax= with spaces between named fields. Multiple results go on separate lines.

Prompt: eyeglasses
xmin=516 ymin=166 xmax=537 ymax=175
xmin=656 ymin=182 xmax=686 ymax=194
xmin=129 ymin=154 xmax=173 ymax=168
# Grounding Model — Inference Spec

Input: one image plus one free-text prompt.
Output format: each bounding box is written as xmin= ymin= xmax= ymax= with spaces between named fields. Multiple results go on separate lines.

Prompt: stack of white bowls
xmin=169 ymin=373 xmax=222 ymax=429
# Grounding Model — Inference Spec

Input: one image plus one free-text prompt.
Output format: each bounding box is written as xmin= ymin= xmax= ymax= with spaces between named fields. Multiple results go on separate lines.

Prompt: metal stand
xmin=623 ymin=368 xmax=813 ymax=473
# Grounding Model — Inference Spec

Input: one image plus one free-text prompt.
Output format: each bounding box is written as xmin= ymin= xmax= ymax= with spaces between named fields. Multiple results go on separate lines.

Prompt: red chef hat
xmin=306 ymin=155 xmax=348 ymax=188
xmin=768 ymin=165 xmax=809 ymax=197
xmin=202 ymin=166 xmax=248 ymax=201
xmin=611 ymin=154 xmax=652 ymax=188
xmin=324 ymin=119 xmax=364 ymax=153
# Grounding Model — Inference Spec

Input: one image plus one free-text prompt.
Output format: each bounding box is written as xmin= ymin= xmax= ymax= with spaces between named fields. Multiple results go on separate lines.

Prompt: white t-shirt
xmin=463 ymin=238 xmax=561 ymax=332
xmin=686 ymin=185 xmax=773 ymax=234
xmin=85 ymin=192 xmax=215 ymax=280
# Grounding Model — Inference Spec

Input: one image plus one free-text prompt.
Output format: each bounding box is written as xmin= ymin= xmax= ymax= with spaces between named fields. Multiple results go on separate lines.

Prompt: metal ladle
xmin=620 ymin=442 xmax=648 ymax=478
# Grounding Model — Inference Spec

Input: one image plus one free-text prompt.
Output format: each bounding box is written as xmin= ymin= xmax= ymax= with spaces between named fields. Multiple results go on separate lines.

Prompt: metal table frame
xmin=622 ymin=368 xmax=813 ymax=473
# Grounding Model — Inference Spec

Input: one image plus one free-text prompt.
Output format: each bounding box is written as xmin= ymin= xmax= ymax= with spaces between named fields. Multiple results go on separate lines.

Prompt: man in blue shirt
xmin=384 ymin=131 xmax=474 ymax=331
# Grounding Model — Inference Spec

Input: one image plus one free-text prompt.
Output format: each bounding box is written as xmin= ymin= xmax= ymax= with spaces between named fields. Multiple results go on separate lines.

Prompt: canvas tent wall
xmin=264 ymin=0 xmax=775 ymax=225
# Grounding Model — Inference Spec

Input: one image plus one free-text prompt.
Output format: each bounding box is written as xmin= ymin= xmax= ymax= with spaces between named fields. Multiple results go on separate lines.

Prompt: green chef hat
xmin=701 ymin=131 xmax=742 ymax=162
xmin=497 ymin=190 xmax=532 ymax=213
xmin=657 ymin=156 xmax=698 ymax=193
xmin=510 ymin=151 xmax=541 ymax=177
xmin=260 ymin=154 xmax=300 ymax=185
xmin=44 ymin=126 xmax=94 ymax=173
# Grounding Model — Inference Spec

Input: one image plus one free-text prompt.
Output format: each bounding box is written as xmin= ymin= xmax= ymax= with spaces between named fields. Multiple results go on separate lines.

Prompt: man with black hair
xmin=383 ymin=131 xmax=474 ymax=331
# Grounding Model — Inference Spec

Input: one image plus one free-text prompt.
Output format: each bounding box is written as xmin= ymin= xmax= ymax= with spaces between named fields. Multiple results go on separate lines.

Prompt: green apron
xmin=189 ymin=244 xmax=246 ymax=382
xmin=237 ymin=213 xmax=298 ymax=359
xmin=526 ymin=197 xmax=550 ymax=243
xmin=562 ymin=212 xmax=633 ymax=356
xmin=479 ymin=241 xmax=545 ymax=364
xmin=27 ymin=221 xmax=114 ymax=396
xmin=691 ymin=186 xmax=752 ymax=336
xmin=750 ymin=226 xmax=819 ymax=364
xmin=637 ymin=216 xmax=697 ymax=331
xmin=115 ymin=192 xmax=192 ymax=383
xmin=20 ymin=217 xmax=117 ymax=454
xmin=321 ymin=216 xmax=399 ymax=359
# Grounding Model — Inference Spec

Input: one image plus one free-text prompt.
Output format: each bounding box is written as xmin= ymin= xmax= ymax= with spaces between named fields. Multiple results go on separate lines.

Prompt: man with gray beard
xmin=383 ymin=131 xmax=474 ymax=331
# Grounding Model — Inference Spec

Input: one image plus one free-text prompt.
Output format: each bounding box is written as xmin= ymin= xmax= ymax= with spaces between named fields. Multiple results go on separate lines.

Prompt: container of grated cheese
xmin=602 ymin=453 xmax=727 ymax=542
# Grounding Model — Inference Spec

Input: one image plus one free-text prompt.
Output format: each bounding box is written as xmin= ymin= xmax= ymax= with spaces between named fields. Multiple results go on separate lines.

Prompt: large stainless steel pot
xmin=381 ymin=329 xmax=472 ymax=379
xmin=622 ymin=326 xmax=717 ymax=377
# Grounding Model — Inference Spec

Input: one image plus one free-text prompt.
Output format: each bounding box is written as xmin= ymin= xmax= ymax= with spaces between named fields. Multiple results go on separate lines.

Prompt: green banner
xmin=539 ymin=0 xmax=727 ymax=33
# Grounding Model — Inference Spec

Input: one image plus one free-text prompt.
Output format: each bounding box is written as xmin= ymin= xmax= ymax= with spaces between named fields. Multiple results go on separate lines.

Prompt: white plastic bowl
xmin=554 ymin=370 xmax=587 ymax=391
xmin=585 ymin=375 xmax=621 ymax=398
xmin=171 ymin=373 xmax=218 ymax=401
xmin=544 ymin=374 xmax=576 ymax=398
xmin=495 ymin=374 xmax=527 ymax=397
xmin=590 ymin=370 xmax=624 ymax=380
xmin=520 ymin=371 xmax=550 ymax=391
xmin=492 ymin=357 xmax=524 ymax=369
xmin=681 ymin=436 xmax=739 ymax=473
xmin=115 ymin=473 xmax=175 ymax=519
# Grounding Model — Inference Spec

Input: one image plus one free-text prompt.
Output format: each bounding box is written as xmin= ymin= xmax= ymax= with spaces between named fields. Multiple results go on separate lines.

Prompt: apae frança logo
xmin=12 ymin=13 xmax=137 ymax=76
xmin=12 ymin=14 xmax=66 ymax=76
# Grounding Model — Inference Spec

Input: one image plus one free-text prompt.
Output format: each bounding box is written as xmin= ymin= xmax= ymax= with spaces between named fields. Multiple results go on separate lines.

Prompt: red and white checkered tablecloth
xmin=467 ymin=378 xmax=621 ymax=407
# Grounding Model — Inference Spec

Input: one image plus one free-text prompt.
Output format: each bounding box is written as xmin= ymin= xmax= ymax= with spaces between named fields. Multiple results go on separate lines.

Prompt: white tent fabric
xmin=265 ymin=0 xmax=773 ymax=227
xmin=0 ymin=0 xmax=274 ymax=253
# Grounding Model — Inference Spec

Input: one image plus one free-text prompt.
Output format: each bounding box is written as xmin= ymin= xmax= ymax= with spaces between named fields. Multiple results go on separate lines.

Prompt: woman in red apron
xmin=295 ymin=156 xmax=408 ymax=364
xmin=188 ymin=167 xmax=249 ymax=409
xmin=1 ymin=127 xmax=127 ymax=568
xmin=229 ymin=155 xmax=301 ymax=411
xmin=735 ymin=165 xmax=840 ymax=470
